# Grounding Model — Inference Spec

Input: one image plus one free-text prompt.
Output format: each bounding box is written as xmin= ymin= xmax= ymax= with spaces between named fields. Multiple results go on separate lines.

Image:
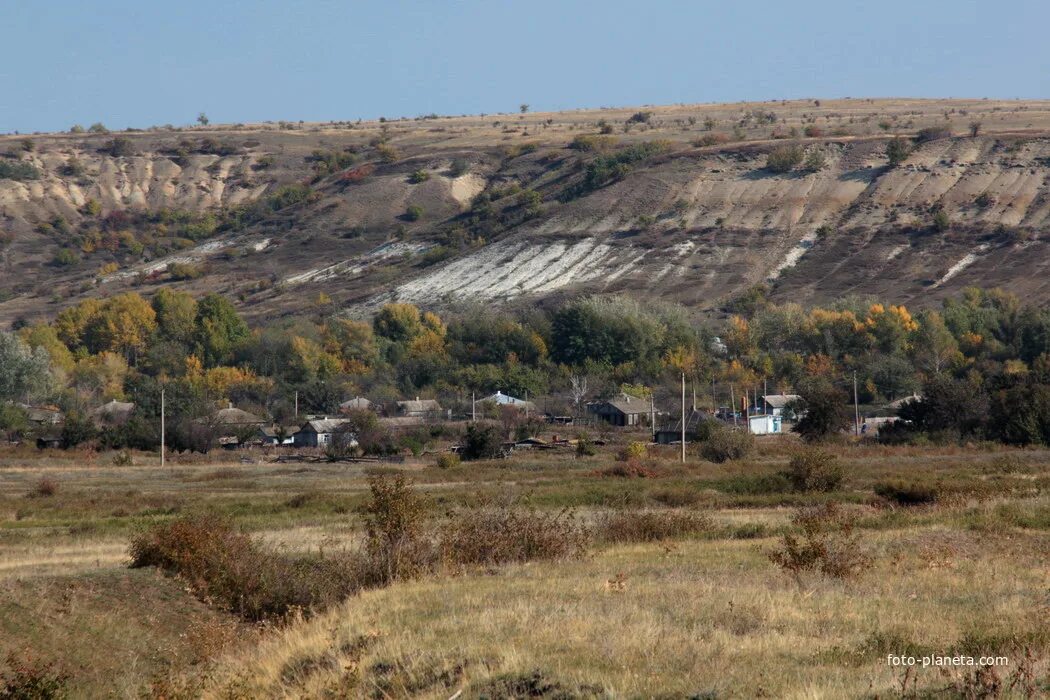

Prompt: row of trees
xmin=3 ymin=285 xmax=1050 ymax=449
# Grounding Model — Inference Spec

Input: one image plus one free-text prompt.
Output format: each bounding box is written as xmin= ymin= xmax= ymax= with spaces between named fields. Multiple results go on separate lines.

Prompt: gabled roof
xmin=762 ymin=394 xmax=801 ymax=409
xmin=91 ymin=400 xmax=135 ymax=425
xmin=887 ymin=394 xmax=922 ymax=410
xmin=480 ymin=391 xmax=530 ymax=406
xmin=397 ymin=399 xmax=442 ymax=413
xmin=298 ymin=418 xmax=350 ymax=434
xmin=592 ymin=394 xmax=651 ymax=415
xmin=660 ymin=409 xmax=730 ymax=433
xmin=213 ymin=406 xmax=266 ymax=425
xmin=340 ymin=397 xmax=372 ymax=410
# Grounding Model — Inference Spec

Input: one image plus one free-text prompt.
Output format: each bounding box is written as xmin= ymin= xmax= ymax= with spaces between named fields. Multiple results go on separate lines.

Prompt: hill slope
xmin=2 ymin=97 xmax=1050 ymax=325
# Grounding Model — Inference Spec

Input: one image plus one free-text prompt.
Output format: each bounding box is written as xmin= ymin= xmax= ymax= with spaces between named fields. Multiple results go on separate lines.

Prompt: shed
xmin=748 ymin=414 xmax=782 ymax=435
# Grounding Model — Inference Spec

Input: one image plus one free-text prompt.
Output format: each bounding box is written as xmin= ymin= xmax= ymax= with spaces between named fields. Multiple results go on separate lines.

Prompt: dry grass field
xmin=1 ymin=437 xmax=1048 ymax=698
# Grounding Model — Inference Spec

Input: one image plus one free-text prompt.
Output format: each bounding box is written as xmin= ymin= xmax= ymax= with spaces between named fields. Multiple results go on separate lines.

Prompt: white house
xmin=479 ymin=391 xmax=535 ymax=411
xmin=292 ymin=418 xmax=353 ymax=448
xmin=761 ymin=394 xmax=801 ymax=417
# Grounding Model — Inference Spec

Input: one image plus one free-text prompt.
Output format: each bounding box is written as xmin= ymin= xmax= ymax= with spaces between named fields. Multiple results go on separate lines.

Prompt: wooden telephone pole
xmin=680 ymin=373 xmax=686 ymax=463
xmin=160 ymin=388 xmax=165 ymax=467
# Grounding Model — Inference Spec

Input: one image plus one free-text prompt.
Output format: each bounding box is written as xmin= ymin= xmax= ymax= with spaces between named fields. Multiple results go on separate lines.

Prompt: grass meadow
xmin=0 ymin=436 xmax=1047 ymax=698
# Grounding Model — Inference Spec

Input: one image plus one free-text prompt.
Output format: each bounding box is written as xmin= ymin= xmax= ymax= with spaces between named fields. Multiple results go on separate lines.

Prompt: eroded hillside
xmin=2 ymin=97 xmax=1050 ymax=324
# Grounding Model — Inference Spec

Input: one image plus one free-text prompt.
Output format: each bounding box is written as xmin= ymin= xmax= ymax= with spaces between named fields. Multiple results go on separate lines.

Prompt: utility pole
xmin=680 ymin=373 xmax=686 ymax=462
xmin=160 ymin=387 xmax=165 ymax=468
xmin=524 ymin=390 xmax=529 ymax=419
xmin=471 ymin=391 xmax=476 ymax=422
xmin=650 ymin=393 xmax=656 ymax=442
xmin=730 ymin=384 xmax=737 ymax=426
xmin=853 ymin=371 xmax=861 ymax=436
xmin=763 ymin=379 xmax=768 ymax=414
xmin=691 ymin=381 xmax=696 ymax=412
xmin=294 ymin=391 xmax=299 ymax=421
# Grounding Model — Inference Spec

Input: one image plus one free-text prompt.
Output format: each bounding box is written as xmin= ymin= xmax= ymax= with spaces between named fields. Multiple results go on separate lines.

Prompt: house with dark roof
xmin=293 ymin=418 xmax=353 ymax=448
xmin=587 ymin=394 xmax=653 ymax=427
xmin=656 ymin=410 xmax=732 ymax=444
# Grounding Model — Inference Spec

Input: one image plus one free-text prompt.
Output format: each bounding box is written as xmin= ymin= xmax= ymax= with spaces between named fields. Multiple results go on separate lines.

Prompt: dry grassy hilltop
xmin=2 ymin=97 xmax=1050 ymax=324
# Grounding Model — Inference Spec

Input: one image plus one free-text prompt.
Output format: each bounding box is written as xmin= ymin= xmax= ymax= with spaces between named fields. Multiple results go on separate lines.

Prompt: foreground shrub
xmin=595 ymin=509 xmax=712 ymax=543
xmin=874 ymin=480 xmax=939 ymax=506
xmin=784 ymin=448 xmax=844 ymax=492
xmin=129 ymin=515 xmax=358 ymax=621
xmin=617 ymin=441 xmax=648 ymax=462
xmin=699 ymin=428 xmax=754 ymax=463
xmin=768 ymin=503 xmax=872 ymax=580
xmin=440 ymin=505 xmax=588 ymax=566
xmin=1 ymin=652 xmax=70 ymax=700
xmin=434 ymin=453 xmax=460 ymax=470
xmin=27 ymin=478 xmax=58 ymax=498
xmin=594 ymin=462 xmax=660 ymax=478
xmin=359 ymin=475 xmax=434 ymax=585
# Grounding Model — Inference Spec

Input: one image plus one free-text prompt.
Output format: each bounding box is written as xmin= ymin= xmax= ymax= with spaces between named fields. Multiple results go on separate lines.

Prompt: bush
xmin=0 ymin=160 xmax=42 ymax=181
xmin=460 ymin=423 xmax=504 ymax=461
xmin=802 ymin=149 xmax=827 ymax=172
xmin=692 ymin=132 xmax=730 ymax=147
xmin=129 ymin=514 xmax=359 ymax=621
xmin=792 ymin=381 xmax=852 ymax=442
xmin=768 ymin=503 xmax=872 ymax=580
xmin=1 ymin=652 xmax=70 ymax=700
xmin=594 ymin=462 xmax=660 ymax=478
xmin=617 ymin=441 xmax=648 ymax=462
xmin=440 ymin=505 xmax=588 ymax=566
xmin=766 ymin=145 xmax=804 ymax=173
xmin=575 ymin=434 xmax=597 ymax=457
xmin=404 ymin=205 xmax=424 ymax=221
xmin=784 ymin=448 xmax=844 ymax=492
xmin=595 ymin=509 xmax=712 ymax=543
xmin=28 ymin=478 xmax=58 ymax=498
xmin=569 ymin=135 xmax=616 ymax=152
xmin=915 ymin=126 xmax=952 ymax=143
xmin=448 ymin=158 xmax=469 ymax=177
xmin=699 ymin=428 xmax=754 ymax=463
xmin=359 ymin=475 xmax=434 ymax=585
xmin=434 ymin=453 xmax=460 ymax=470
xmin=103 ymin=137 xmax=136 ymax=157
xmin=932 ymin=208 xmax=950 ymax=232
xmin=408 ymin=169 xmax=430 ymax=184
xmin=886 ymin=137 xmax=911 ymax=166
xmin=626 ymin=111 xmax=652 ymax=124
xmin=873 ymin=480 xmax=939 ymax=506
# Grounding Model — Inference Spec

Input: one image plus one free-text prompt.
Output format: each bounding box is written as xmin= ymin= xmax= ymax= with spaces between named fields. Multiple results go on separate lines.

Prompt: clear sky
xmin=3 ymin=0 xmax=1048 ymax=134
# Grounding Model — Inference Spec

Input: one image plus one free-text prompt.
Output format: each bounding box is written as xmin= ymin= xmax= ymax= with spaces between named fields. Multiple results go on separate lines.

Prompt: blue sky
xmin=2 ymin=0 xmax=1047 ymax=133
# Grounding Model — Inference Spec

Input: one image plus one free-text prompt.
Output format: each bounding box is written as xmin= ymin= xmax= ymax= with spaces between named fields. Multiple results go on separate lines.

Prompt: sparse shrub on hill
xmin=404 ymin=205 xmax=424 ymax=221
xmin=435 ymin=453 xmax=460 ymax=469
xmin=0 ymin=160 xmax=42 ymax=181
xmin=102 ymin=136 xmax=136 ymax=157
xmin=766 ymin=144 xmax=804 ymax=173
xmin=802 ymin=148 xmax=827 ymax=172
xmin=699 ymin=427 xmax=753 ymax=463
xmin=360 ymin=475 xmax=433 ymax=585
xmin=886 ymin=137 xmax=911 ymax=166
xmin=448 ymin=158 xmax=470 ymax=176
xmin=408 ymin=169 xmax=430 ymax=184
xmin=627 ymin=111 xmax=652 ymax=124
xmin=914 ymin=126 xmax=952 ymax=143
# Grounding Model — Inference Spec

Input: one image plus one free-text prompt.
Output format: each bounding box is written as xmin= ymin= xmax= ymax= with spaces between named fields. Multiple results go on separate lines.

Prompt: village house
xmin=90 ymin=400 xmax=135 ymax=429
xmin=396 ymin=398 xmax=444 ymax=419
xmin=761 ymin=394 xmax=801 ymax=418
xmin=339 ymin=396 xmax=373 ymax=412
xmin=587 ymin=394 xmax=653 ymax=427
xmin=479 ymin=390 xmax=536 ymax=412
xmin=256 ymin=425 xmax=297 ymax=446
xmin=748 ymin=413 xmax=783 ymax=435
xmin=292 ymin=418 xmax=352 ymax=448
xmin=18 ymin=404 xmax=64 ymax=427
xmin=656 ymin=409 xmax=731 ymax=444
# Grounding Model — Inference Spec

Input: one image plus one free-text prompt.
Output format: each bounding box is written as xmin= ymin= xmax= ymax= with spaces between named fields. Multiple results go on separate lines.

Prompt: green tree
xmin=152 ymin=288 xmax=199 ymax=344
xmin=791 ymin=379 xmax=852 ymax=442
xmin=886 ymin=137 xmax=910 ymax=166
xmin=194 ymin=294 xmax=249 ymax=367
xmin=0 ymin=332 xmax=52 ymax=402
